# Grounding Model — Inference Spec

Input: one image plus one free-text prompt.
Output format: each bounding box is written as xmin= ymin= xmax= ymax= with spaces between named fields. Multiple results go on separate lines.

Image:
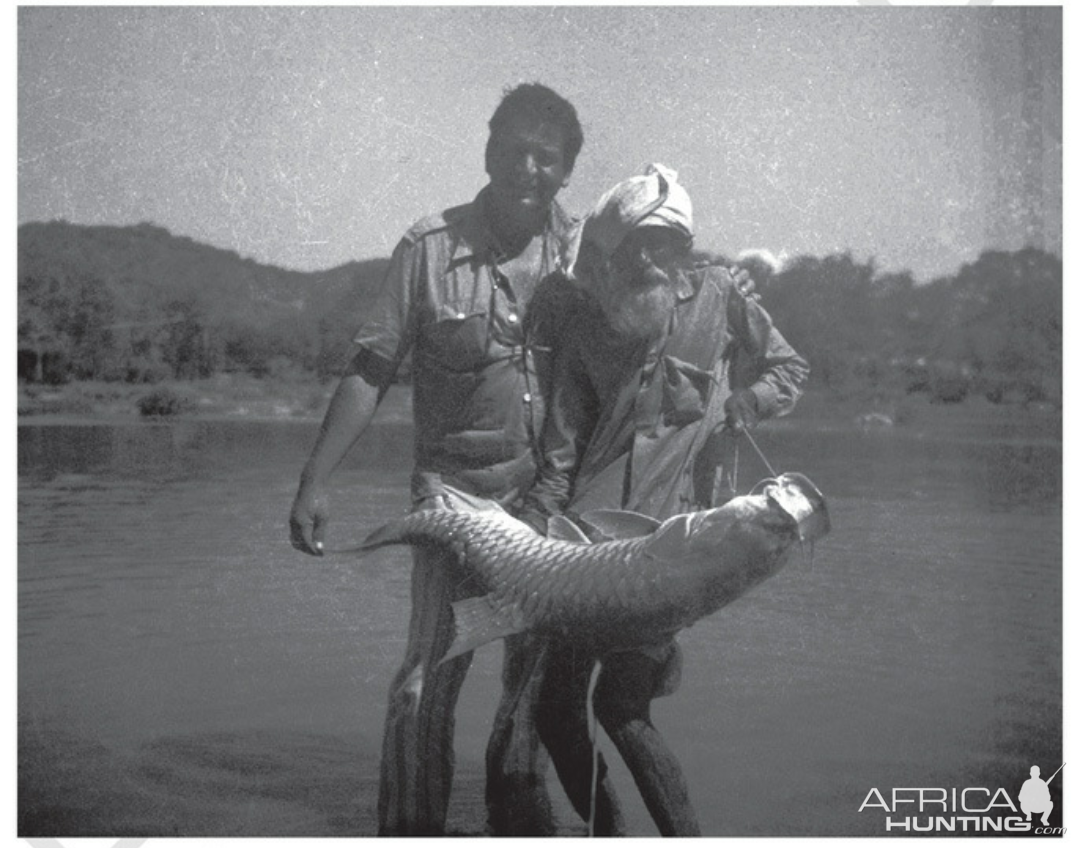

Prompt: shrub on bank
xmin=137 ymin=387 xmax=192 ymax=417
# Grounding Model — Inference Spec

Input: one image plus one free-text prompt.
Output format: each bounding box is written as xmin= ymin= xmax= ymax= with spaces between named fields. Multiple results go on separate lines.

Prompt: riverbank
xmin=17 ymin=375 xmax=1061 ymax=441
xmin=18 ymin=374 xmax=328 ymax=420
xmin=17 ymin=375 xmax=409 ymax=427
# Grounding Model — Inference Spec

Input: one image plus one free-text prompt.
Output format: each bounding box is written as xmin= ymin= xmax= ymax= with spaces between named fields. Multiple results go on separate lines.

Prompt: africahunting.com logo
xmin=859 ymin=763 xmax=1065 ymax=835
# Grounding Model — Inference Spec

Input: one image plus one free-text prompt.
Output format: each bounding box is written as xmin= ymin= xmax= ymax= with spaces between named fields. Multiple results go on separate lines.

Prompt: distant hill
xmin=18 ymin=221 xmax=391 ymax=381
xmin=17 ymin=221 xmax=1062 ymax=409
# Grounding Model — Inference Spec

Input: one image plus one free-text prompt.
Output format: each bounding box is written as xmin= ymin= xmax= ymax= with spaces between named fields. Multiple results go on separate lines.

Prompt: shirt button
xmin=507 ymin=313 xmax=518 ymax=324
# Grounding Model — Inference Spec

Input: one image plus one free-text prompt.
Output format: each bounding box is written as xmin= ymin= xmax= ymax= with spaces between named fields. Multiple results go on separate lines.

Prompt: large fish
xmin=360 ymin=473 xmax=830 ymax=661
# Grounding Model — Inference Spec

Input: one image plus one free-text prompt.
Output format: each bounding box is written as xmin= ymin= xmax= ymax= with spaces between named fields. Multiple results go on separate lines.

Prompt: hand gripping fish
xmin=360 ymin=473 xmax=830 ymax=661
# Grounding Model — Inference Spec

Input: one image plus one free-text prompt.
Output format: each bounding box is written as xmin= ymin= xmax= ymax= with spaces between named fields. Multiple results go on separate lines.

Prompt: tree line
xmin=18 ymin=222 xmax=387 ymax=385
xmin=18 ymin=222 xmax=1061 ymax=407
xmin=758 ymin=247 xmax=1060 ymax=405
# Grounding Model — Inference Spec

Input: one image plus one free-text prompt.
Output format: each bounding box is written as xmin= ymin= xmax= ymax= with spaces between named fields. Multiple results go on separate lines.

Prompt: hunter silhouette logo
xmin=1019 ymin=763 xmax=1064 ymax=827
xmin=859 ymin=762 xmax=1066 ymax=834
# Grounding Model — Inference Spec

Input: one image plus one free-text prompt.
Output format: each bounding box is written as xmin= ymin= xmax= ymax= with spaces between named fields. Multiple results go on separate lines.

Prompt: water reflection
xmin=19 ymin=419 xmax=415 ymax=486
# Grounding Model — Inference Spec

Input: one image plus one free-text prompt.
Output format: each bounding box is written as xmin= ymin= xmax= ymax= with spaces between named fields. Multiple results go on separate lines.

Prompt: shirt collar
xmin=447 ymin=188 xmax=573 ymax=271
xmin=671 ymin=265 xmax=697 ymax=302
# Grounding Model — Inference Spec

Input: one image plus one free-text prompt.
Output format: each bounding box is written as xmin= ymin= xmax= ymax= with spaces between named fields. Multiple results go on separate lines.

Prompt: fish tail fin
xmin=357 ymin=518 xmax=413 ymax=552
xmin=440 ymin=595 xmax=527 ymax=663
xmin=358 ymin=526 xmax=402 ymax=552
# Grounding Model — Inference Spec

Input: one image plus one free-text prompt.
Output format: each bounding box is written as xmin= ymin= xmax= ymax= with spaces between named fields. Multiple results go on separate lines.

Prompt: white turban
xmin=578 ymin=163 xmax=694 ymax=264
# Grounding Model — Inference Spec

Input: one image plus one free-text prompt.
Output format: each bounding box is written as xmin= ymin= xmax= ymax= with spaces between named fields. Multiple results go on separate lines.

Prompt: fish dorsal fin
xmin=642 ymin=513 xmax=698 ymax=559
xmin=440 ymin=485 xmax=508 ymax=514
xmin=577 ymin=509 xmax=663 ymax=541
xmin=546 ymin=515 xmax=592 ymax=543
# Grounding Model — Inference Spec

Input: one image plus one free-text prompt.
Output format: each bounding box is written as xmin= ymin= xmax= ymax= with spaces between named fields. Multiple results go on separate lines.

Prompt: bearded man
xmin=519 ymin=164 xmax=809 ymax=835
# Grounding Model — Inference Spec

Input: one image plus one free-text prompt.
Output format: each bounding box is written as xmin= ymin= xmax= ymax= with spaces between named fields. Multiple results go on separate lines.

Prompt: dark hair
xmin=486 ymin=83 xmax=584 ymax=173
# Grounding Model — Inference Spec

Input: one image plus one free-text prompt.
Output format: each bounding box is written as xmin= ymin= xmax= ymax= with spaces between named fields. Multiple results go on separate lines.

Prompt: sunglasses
xmin=612 ymin=227 xmax=693 ymax=269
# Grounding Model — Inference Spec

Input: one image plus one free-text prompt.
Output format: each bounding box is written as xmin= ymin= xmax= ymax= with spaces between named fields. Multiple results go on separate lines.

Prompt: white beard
xmin=591 ymin=263 xmax=677 ymax=342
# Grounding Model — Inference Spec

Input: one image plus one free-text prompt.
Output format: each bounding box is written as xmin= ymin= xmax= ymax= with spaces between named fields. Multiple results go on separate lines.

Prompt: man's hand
xmin=724 ymin=389 xmax=759 ymax=434
xmin=289 ymin=482 xmax=330 ymax=556
xmin=728 ymin=266 xmax=759 ymax=301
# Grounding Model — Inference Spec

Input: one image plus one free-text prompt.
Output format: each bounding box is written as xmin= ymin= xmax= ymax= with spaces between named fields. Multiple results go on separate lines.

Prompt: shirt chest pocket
xmin=422 ymin=301 xmax=491 ymax=373
xmin=659 ymin=355 xmax=716 ymax=427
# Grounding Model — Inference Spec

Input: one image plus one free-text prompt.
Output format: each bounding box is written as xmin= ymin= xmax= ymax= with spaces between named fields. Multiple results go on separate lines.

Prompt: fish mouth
xmin=753 ymin=473 xmax=831 ymax=543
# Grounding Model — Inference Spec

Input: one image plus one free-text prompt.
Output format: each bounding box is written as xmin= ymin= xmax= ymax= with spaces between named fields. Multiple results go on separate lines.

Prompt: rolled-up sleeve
xmin=729 ymin=292 xmax=809 ymax=420
xmin=350 ymin=236 xmax=422 ymax=388
xmin=522 ymin=334 xmax=599 ymax=521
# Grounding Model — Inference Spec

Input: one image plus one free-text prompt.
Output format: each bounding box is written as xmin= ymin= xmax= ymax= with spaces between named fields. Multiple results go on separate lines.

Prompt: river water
xmin=17 ymin=397 xmax=1063 ymax=837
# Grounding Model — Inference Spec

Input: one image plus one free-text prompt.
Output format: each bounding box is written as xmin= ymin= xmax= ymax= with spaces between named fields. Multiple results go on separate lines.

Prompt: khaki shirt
xmin=525 ymin=262 xmax=809 ymax=522
xmin=352 ymin=189 xmax=577 ymax=506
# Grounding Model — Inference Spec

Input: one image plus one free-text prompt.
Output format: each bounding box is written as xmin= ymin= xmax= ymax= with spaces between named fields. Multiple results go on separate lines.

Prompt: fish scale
xmin=359 ymin=473 xmax=830 ymax=659
xmin=388 ymin=512 xmax=655 ymax=617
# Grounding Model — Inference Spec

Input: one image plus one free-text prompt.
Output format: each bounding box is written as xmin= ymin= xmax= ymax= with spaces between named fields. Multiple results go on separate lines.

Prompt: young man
xmin=288 ymin=83 xmax=582 ymax=836
xmin=520 ymin=164 xmax=809 ymax=835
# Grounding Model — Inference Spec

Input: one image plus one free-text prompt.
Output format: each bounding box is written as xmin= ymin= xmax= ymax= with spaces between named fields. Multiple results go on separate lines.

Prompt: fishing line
xmin=741 ymin=428 xmax=778 ymax=478
xmin=729 ymin=435 xmax=739 ymax=493
xmin=586 ymin=659 xmax=602 ymax=837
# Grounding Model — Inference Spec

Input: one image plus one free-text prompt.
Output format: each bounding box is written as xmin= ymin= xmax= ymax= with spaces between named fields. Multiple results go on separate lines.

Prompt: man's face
xmin=589 ymin=226 xmax=688 ymax=341
xmin=609 ymin=226 xmax=689 ymax=289
xmin=486 ymin=116 xmax=571 ymax=226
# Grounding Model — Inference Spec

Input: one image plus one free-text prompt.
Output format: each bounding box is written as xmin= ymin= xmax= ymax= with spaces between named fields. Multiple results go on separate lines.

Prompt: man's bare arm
xmin=289 ymin=368 xmax=383 ymax=556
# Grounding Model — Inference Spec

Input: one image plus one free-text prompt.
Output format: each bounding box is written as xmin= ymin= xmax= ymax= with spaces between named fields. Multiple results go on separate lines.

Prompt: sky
xmin=16 ymin=4 xmax=1063 ymax=284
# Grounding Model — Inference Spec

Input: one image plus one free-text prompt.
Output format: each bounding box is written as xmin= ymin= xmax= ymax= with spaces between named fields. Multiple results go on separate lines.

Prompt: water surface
xmin=18 ymin=403 xmax=1062 ymax=836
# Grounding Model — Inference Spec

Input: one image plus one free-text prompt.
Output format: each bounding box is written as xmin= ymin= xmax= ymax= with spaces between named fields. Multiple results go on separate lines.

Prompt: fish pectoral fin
xmin=441 ymin=595 xmax=527 ymax=663
xmin=577 ymin=509 xmax=662 ymax=541
xmin=546 ymin=515 xmax=592 ymax=543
